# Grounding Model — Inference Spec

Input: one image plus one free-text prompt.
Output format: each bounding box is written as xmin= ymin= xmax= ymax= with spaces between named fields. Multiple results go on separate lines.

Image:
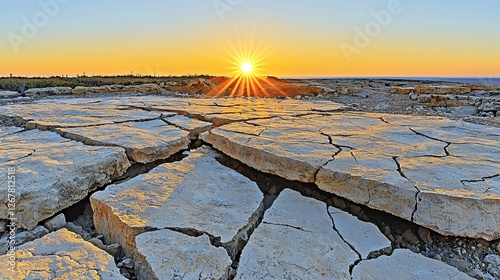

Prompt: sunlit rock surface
xmin=207 ymin=120 xmax=336 ymax=183
xmin=0 ymin=229 xmax=125 ymax=279
xmin=206 ymin=112 xmax=500 ymax=240
xmin=236 ymin=189 xmax=358 ymax=279
xmin=91 ymin=147 xmax=263 ymax=257
xmin=135 ymin=229 xmax=232 ymax=280
xmin=126 ymin=96 xmax=347 ymax=126
xmin=0 ymin=129 xmax=130 ymax=230
xmin=415 ymin=85 xmax=471 ymax=95
xmin=390 ymin=86 xmax=415 ymax=94
xmin=328 ymin=207 xmax=391 ymax=259
xmin=1 ymin=95 xmax=497 ymax=278
xmin=352 ymin=249 xmax=474 ymax=280
xmin=1 ymin=96 xmax=498 ymax=239
xmin=162 ymin=114 xmax=212 ymax=139
xmin=56 ymin=120 xmax=190 ymax=163
xmin=0 ymin=99 xmax=163 ymax=129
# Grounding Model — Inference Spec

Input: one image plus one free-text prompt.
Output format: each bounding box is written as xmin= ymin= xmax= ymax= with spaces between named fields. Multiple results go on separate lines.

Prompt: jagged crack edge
xmin=411 ymin=185 xmax=421 ymax=223
xmin=326 ymin=206 xmax=362 ymax=276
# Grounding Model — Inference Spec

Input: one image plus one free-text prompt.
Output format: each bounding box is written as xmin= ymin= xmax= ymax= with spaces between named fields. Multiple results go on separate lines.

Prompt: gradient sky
xmin=1 ymin=0 xmax=499 ymax=77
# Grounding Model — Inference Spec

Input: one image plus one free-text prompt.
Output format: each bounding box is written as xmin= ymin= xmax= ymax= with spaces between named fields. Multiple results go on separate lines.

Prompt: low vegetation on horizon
xmin=0 ymin=75 xmax=213 ymax=93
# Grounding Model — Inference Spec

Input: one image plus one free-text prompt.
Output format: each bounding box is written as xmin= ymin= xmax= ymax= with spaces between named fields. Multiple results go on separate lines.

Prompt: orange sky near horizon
xmin=1 ymin=1 xmax=499 ymax=78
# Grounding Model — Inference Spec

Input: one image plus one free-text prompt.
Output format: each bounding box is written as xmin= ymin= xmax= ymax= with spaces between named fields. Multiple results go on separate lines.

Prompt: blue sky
xmin=1 ymin=0 xmax=499 ymax=76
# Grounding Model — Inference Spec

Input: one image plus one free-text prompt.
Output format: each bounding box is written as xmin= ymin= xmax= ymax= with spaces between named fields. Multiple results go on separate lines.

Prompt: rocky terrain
xmin=0 ymin=79 xmax=499 ymax=279
xmin=296 ymin=79 xmax=500 ymax=128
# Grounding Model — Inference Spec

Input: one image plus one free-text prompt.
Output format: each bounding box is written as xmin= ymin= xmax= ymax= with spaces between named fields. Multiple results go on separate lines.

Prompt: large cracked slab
xmin=206 ymin=112 xmax=500 ymax=240
xmin=122 ymin=96 xmax=347 ymax=126
xmin=135 ymin=229 xmax=232 ymax=280
xmin=0 ymin=228 xmax=125 ymax=279
xmin=236 ymin=189 xmax=359 ymax=279
xmin=0 ymin=95 xmax=345 ymax=128
xmin=206 ymin=119 xmax=338 ymax=183
xmin=352 ymin=249 xmax=473 ymax=280
xmin=0 ymin=99 xmax=213 ymax=164
xmin=2 ymin=96 xmax=499 ymax=242
xmin=90 ymin=147 xmax=264 ymax=259
xmin=56 ymin=120 xmax=190 ymax=163
xmin=400 ymin=156 xmax=500 ymax=238
xmin=0 ymin=100 xmax=165 ymax=129
xmin=318 ymin=150 xmax=418 ymax=221
xmin=0 ymin=129 xmax=130 ymax=230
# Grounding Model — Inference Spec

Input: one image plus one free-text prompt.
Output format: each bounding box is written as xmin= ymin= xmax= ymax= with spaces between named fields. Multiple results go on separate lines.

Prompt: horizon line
xmin=2 ymin=75 xmax=500 ymax=79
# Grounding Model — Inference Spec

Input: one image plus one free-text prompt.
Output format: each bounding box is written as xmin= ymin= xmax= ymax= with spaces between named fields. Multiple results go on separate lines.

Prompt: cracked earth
xmin=0 ymin=94 xmax=499 ymax=279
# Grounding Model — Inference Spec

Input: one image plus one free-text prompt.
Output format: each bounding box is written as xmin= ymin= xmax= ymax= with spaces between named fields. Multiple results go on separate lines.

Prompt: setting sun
xmin=242 ymin=62 xmax=253 ymax=74
xmin=206 ymin=45 xmax=296 ymax=98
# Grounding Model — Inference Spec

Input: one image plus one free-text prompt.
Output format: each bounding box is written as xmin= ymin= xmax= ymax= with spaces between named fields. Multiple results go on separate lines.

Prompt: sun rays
xmin=207 ymin=38 xmax=293 ymax=98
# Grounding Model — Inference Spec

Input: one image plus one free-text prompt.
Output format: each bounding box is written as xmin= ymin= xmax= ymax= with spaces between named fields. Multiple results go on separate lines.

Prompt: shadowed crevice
xmin=392 ymin=156 xmax=409 ymax=181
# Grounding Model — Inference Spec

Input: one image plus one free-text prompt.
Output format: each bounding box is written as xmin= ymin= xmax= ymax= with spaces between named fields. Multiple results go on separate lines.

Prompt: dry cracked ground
xmin=0 ymin=93 xmax=499 ymax=279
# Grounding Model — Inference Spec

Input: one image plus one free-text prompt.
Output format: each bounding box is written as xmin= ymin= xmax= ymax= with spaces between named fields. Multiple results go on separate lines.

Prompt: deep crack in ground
xmin=1 ymin=97 xmax=499 ymax=280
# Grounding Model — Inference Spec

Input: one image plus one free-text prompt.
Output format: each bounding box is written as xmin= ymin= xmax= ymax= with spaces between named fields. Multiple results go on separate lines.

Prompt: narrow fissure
xmin=157 ymin=119 xmax=186 ymax=134
xmin=326 ymin=206 xmax=362 ymax=275
xmin=461 ymin=173 xmax=500 ymax=185
xmin=350 ymin=151 xmax=359 ymax=164
xmin=223 ymin=199 xmax=269 ymax=280
xmin=1 ymin=110 xmax=167 ymax=132
xmin=379 ymin=117 xmax=390 ymax=124
xmin=409 ymin=127 xmax=454 ymax=144
xmin=262 ymin=222 xmax=311 ymax=232
xmin=444 ymin=143 xmax=451 ymax=156
xmin=216 ymin=127 xmax=264 ymax=138
xmin=310 ymin=107 xmax=351 ymax=114
xmin=1 ymin=150 xmax=35 ymax=163
xmin=112 ymin=149 xmax=189 ymax=184
xmin=38 ymin=116 xmax=165 ymax=130
xmin=164 ymin=227 xmax=205 ymax=238
xmin=320 ymin=129 xmax=356 ymax=150
xmin=129 ymin=104 xmax=279 ymax=128
xmin=417 ymin=142 xmax=452 ymax=158
xmin=393 ymin=156 xmax=409 ymax=181
xmin=411 ymin=186 xmax=421 ymax=223
xmin=314 ymin=129 xmax=348 ymax=182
